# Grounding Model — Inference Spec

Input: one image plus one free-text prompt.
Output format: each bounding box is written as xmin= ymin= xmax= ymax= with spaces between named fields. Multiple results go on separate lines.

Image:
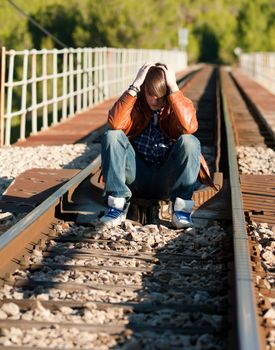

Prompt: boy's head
xmin=141 ymin=63 xmax=168 ymax=111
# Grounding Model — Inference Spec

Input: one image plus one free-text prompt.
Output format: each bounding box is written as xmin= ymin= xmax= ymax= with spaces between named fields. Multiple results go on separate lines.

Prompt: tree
xmin=27 ymin=3 xmax=83 ymax=49
xmin=237 ymin=0 xmax=270 ymax=52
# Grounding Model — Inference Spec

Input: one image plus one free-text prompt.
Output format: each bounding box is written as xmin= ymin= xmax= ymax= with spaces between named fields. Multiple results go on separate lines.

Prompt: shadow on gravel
xmin=109 ymin=221 xmax=235 ymax=350
xmin=2 ymin=217 xmax=236 ymax=350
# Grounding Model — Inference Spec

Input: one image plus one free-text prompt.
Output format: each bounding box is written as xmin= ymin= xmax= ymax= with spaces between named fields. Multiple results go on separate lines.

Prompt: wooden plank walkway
xmin=14 ymin=98 xmax=116 ymax=147
xmin=240 ymin=174 xmax=275 ymax=225
xmin=231 ymin=68 xmax=275 ymax=141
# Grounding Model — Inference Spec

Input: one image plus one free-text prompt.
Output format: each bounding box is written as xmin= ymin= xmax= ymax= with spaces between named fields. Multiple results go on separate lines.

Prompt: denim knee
xmin=102 ymin=129 xmax=128 ymax=148
xmin=176 ymin=134 xmax=201 ymax=154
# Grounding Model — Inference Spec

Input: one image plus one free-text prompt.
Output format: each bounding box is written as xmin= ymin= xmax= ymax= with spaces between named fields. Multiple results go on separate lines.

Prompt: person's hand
xmin=159 ymin=64 xmax=179 ymax=93
xmin=132 ymin=63 xmax=154 ymax=89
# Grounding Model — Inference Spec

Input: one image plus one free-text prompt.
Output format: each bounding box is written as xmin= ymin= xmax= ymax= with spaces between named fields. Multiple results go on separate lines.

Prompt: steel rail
xmin=0 ymin=155 xmax=101 ymax=277
xmin=220 ymin=68 xmax=261 ymax=350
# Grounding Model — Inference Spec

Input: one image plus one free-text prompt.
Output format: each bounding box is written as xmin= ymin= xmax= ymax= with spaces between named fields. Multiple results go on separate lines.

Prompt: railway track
xmin=0 ymin=65 xmax=273 ymax=349
xmin=221 ymin=67 xmax=275 ymax=350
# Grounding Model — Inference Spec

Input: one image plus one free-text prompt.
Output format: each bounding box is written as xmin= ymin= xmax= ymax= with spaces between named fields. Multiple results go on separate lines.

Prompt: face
xmin=144 ymin=89 xmax=166 ymax=111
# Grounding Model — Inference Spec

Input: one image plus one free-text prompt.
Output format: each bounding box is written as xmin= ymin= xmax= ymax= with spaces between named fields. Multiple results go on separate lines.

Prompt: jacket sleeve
xmin=108 ymin=91 xmax=136 ymax=131
xmin=167 ymin=91 xmax=198 ymax=134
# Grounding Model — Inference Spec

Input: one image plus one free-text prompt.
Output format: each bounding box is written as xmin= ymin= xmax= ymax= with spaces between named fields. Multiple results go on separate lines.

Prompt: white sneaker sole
xmin=172 ymin=221 xmax=193 ymax=229
xmin=172 ymin=215 xmax=193 ymax=229
xmin=98 ymin=214 xmax=126 ymax=229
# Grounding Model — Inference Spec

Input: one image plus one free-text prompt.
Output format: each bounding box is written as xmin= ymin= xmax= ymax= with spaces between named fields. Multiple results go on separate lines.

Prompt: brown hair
xmin=141 ymin=63 xmax=168 ymax=98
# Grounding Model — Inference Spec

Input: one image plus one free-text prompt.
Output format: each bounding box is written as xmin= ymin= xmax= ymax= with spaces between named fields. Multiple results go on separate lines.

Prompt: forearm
xmin=169 ymin=83 xmax=179 ymax=93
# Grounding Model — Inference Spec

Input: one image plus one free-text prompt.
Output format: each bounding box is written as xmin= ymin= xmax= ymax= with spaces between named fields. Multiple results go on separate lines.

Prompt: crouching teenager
xmin=99 ymin=63 xmax=212 ymax=229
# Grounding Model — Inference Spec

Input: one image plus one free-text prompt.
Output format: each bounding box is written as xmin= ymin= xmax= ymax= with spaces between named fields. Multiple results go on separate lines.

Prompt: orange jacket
xmin=108 ymin=90 xmax=214 ymax=187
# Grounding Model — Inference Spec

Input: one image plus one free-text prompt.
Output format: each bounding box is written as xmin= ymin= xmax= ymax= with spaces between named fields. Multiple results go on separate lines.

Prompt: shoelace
xmin=105 ymin=207 xmax=123 ymax=219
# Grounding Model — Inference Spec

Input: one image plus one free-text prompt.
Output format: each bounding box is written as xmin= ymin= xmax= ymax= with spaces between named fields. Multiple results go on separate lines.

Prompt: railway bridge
xmin=0 ymin=46 xmax=274 ymax=350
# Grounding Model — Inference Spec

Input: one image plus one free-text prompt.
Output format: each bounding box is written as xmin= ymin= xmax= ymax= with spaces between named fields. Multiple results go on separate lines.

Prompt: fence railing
xmin=0 ymin=47 xmax=187 ymax=146
xmin=239 ymin=52 xmax=275 ymax=95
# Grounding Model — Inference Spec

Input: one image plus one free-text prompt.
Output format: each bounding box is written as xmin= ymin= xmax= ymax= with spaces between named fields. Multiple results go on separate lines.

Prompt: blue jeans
xmin=101 ymin=130 xmax=201 ymax=202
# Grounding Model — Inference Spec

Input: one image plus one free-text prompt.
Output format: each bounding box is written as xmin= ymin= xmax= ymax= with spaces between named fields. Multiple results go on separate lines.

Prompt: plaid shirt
xmin=131 ymin=109 xmax=174 ymax=164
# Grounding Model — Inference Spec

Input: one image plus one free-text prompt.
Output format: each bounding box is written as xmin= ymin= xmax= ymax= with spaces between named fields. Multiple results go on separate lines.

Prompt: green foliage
xmin=1 ymin=0 xmax=275 ymax=64
xmin=237 ymin=0 xmax=269 ymax=51
xmin=27 ymin=3 xmax=83 ymax=49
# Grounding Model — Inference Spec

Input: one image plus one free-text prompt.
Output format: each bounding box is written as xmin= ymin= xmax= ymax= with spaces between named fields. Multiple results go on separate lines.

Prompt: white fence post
xmin=31 ymin=49 xmax=38 ymax=134
xmin=69 ymin=48 xmax=74 ymax=117
xmin=42 ymin=49 xmax=48 ymax=129
xmin=5 ymin=50 xmax=15 ymax=146
xmin=102 ymin=47 xmax=108 ymax=100
xmin=0 ymin=47 xmax=6 ymax=147
xmin=61 ymin=49 xmax=68 ymax=121
xmin=94 ymin=48 xmax=99 ymax=105
xmin=83 ymin=48 xmax=88 ymax=109
xmin=76 ymin=48 xmax=82 ymax=113
xmin=52 ymin=49 xmax=58 ymax=125
xmin=99 ymin=48 xmax=103 ymax=102
xmin=19 ymin=50 xmax=28 ymax=140
xmin=121 ymin=48 xmax=126 ymax=93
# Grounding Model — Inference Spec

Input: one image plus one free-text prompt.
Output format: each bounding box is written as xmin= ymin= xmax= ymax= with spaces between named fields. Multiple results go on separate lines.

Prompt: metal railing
xmin=0 ymin=47 xmax=187 ymax=146
xmin=239 ymin=52 xmax=275 ymax=95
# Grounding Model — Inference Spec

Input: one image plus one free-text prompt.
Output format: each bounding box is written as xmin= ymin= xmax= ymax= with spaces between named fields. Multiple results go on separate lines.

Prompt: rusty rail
xmin=0 ymin=155 xmax=101 ymax=277
xmin=220 ymin=67 xmax=261 ymax=350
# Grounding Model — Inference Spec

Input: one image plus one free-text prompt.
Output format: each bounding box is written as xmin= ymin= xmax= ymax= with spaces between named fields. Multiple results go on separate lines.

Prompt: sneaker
xmin=172 ymin=210 xmax=193 ymax=229
xmin=99 ymin=196 xmax=127 ymax=228
xmin=171 ymin=197 xmax=194 ymax=229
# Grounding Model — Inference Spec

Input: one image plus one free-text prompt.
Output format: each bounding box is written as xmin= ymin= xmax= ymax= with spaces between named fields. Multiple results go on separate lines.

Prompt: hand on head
xmin=132 ymin=62 xmax=178 ymax=93
xmin=157 ymin=64 xmax=178 ymax=93
xmin=132 ymin=63 xmax=155 ymax=89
